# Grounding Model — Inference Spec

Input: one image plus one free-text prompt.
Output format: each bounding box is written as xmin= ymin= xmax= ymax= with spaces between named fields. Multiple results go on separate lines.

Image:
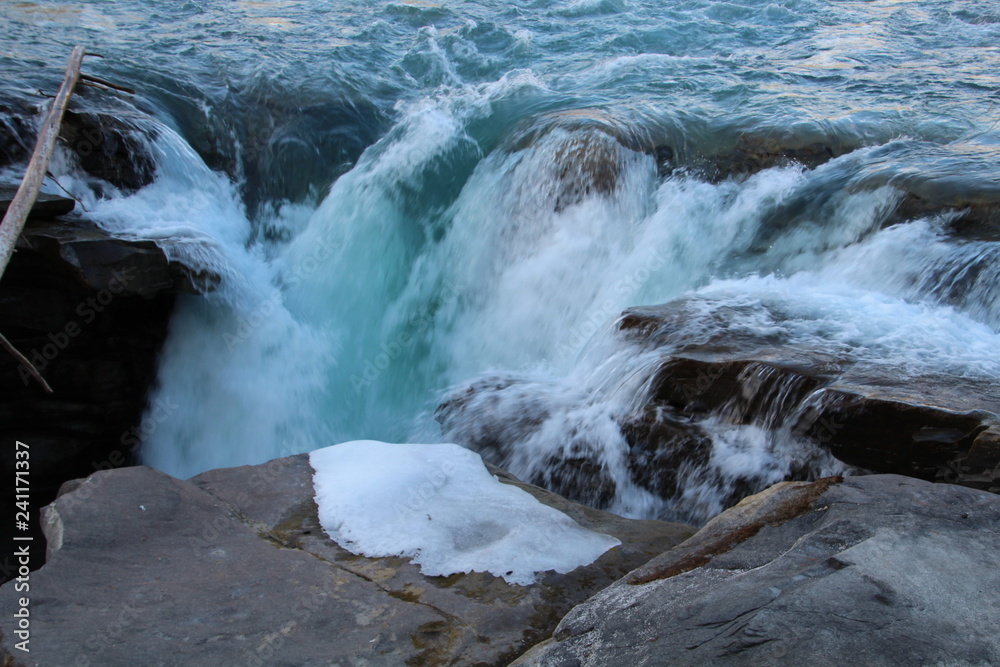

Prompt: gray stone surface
xmin=0 ymin=454 xmax=693 ymax=666
xmin=17 ymin=217 xmax=218 ymax=295
xmin=0 ymin=187 xmax=74 ymax=219
xmin=512 ymin=474 xmax=1000 ymax=667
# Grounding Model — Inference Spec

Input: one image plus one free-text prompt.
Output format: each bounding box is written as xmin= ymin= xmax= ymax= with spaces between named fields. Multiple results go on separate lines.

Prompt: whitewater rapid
xmin=6 ymin=0 xmax=998 ymax=523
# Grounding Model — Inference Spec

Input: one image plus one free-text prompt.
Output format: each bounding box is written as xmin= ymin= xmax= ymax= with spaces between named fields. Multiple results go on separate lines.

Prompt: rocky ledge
xmin=438 ymin=297 xmax=1000 ymax=525
xmin=0 ymin=453 xmax=693 ymax=666
xmin=514 ymin=474 xmax=1000 ymax=666
xmin=2 ymin=458 xmax=998 ymax=666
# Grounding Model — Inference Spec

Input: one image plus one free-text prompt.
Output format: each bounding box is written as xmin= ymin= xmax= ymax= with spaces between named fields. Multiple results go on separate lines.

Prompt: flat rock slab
xmin=0 ymin=454 xmax=693 ymax=666
xmin=512 ymin=474 xmax=1000 ymax=666
xmin=16 ymin=217 xmax=218 ymax=295
xmin=0 ymin=186 xmax=74 ymax=219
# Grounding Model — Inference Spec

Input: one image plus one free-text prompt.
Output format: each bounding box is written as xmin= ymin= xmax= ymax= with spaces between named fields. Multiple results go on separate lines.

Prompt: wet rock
xmin=0 ymin=102 xmax=36 ymax=169
xmin=59 ymin=110 xmax=158 ymax=194
xmin=16 ymin=217 xmax=219 ymax=296
xmin=550 ymin=130 xmax=627 ymax=211
xmin=618 ymin=302 xmax=1000 ymax=494
xmin=499 ymin=109 xmax=665 ymax=211
xmin=240 ymin=100 xmax=390 ymax=219
xmin=440 ymin=296 xmax=999 ymax=528
xmin=1 ymin=97 xmax=157 ymax=195
xmin=513 ymin=475 xmax=1000 ymax=666
xmin=693 ymin=134 xmax=844 ymax=182
xmin=436 ymin=362 xmax=850 ymax=525
xmin=0 ymin=454 xmax=694 ymax=666
xmin=0 ymin=186 xmax=75 ymax=220
xmin=435 ymin=376 xmax=621 ymax=508
xmin=899 ymin=195 xmax=1000 ymax=241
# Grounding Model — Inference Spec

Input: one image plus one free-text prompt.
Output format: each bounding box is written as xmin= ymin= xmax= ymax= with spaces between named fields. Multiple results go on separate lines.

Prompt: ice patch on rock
xmin=309 ymin=440 xmax=621 ymax=585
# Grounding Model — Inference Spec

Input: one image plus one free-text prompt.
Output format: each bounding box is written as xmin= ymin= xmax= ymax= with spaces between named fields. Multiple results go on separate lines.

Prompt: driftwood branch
xmin=0 ymin=45 xmax=86 ymax=393
xmin=80 ymin=73 xmax=135 ymax=95
xmin=0 ymin=45 xmax=85 ymax=278
xmin=0 ymin=332 xmax=53 ymax=394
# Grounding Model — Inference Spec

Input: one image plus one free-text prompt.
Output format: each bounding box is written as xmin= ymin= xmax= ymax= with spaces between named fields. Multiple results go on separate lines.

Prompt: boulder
xmin=513 ymin=474 xmax=1000 ymax=666
xmin=0 ymin=453 xmax=694 ymax=666
xmin=15 ymin=216 xmax=219 ymax=296
xmin=618 ymin=304 xmax=1000 ymax=494
xmin=439 ymin=299 xmax=1000 ymax=527
xmin=59 ymin=109 xmax=158 ymax=194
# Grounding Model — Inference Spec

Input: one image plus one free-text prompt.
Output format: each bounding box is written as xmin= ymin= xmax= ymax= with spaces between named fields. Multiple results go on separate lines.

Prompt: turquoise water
xmin=3 ymin=0 xmax=1000 ymax=518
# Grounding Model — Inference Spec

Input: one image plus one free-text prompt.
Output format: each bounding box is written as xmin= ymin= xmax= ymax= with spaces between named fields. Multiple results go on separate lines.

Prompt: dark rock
xmin=58 ymin=109 xmax=157 ymax=194
xmin=16 ymin=217 xmax=219 ymax=295
xmin=0 ymin=102 xmax=37 ymax=169
xmin=693 ymin=134 xmax=844 ymax=182
xmin=498 ymin=109 xmax=664 ymax=211
xmin=618 ymin=303 xmax=1000 ymax=494
xmin=436 ymin=376 xmax=621 ymax=508
xmin=513 ymin=475 xmax=1000 ymax=666
xmin=1 ymin=98 xmax=157 ymax=196
xmin=240 ymin=100 xmax=390 ymax=219
xmin=440 ymin=294 xmax=999 ymax=528
xmin=0 ymin=186 xmax=75 ymax=220
xmin=551 ymin=130 xmax=627 ymax=211
xmin=0 ymin=217 xmax=214 ymax=583
xmin=0 ymin=454 xmax=694 ymax=666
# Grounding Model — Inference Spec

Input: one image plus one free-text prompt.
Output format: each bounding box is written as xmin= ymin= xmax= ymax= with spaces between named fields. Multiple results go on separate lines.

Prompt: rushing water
xmin=3 ymin=0 xmax=1000 ymax=522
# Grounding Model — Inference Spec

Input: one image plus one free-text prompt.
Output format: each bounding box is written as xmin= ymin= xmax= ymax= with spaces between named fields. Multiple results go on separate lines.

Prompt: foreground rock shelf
xmin=0 ymin=453 xmax=693 ymax=666
xmin=514 ymin=474 xmax=1000 ymax=666
xmin=3 ymin=459 xmax=998 ymax=666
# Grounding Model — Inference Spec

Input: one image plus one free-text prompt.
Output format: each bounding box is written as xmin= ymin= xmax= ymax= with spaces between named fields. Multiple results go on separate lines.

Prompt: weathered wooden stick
xmin=0 ymin=46 xmax=85 ymax=394
xmin=0 ymin=331 xmax=53 ymax=393
xmin=0 ymin=45 xmax=85 ymax=280
xmin=80 ymin=73 xmax=135 ymax=95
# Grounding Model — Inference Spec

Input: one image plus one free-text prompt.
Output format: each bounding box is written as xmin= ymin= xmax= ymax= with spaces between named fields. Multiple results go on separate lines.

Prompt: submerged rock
xmin=499 ymin=109 xmax=667 ymax=211
xmin=0 ymin=453 xmax=693 ymax=666
xmin=512 ymin=474 xmax=1000 ymax=666
xmin=439 ymin=295 xmax=1000 ymax=527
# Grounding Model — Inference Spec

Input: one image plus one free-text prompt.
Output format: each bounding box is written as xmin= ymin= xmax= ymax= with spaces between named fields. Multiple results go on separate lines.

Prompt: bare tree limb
xmin=80 ymin=73 xmax=135 ymax=95
xmin=0 ymin=45 xmax=85 ymax=280
xmin=0 ymin=331 xmax=53 ymax=394
xmin=0 ymin=46 xmax=86 ymax=394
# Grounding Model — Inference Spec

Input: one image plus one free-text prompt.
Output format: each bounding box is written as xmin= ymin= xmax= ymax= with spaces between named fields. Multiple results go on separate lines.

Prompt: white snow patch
xmin=309 ymin=440 xmax=621 ymax=585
